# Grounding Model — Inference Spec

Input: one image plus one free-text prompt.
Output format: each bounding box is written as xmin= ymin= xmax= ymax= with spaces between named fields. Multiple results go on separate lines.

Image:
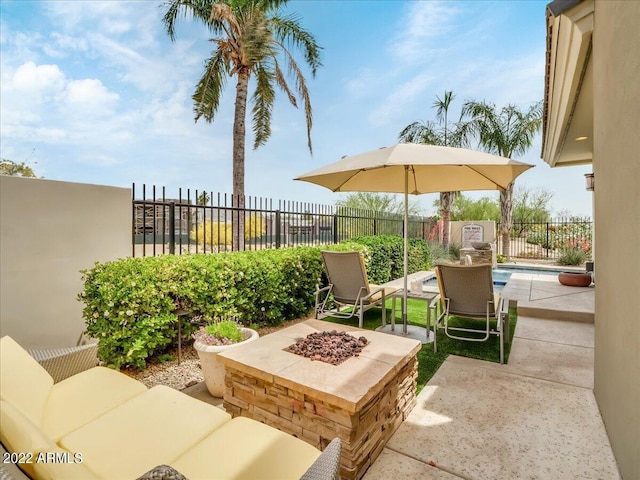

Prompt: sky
xmin=0 ymin=0 xmax=593 ymax=218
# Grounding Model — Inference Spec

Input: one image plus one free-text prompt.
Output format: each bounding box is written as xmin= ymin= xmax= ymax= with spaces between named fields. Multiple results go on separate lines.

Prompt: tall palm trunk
xmin=232 ymin=71 xmax=249 ymax=251
xmin=500 ymin=183 xmax=514 ymax=259
xmin=440 ymin=191 xmax=454 ymax=249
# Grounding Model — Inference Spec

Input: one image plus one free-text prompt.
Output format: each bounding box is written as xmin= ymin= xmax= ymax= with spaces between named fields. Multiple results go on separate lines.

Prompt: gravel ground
xmin=126 ymin=316 xmax=310 ymax=391
xmin=125 ymin=347 xmax=204 ymax=390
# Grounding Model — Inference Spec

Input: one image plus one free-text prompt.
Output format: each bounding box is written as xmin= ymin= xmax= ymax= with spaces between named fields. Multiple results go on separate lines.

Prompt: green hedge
xmin=347 ymin=235 xmax=432 ymax=284
xmin=79 ymin=247 xmax=323 ymax=369
xmin=79 ymin=237 xmax=431 ymax=370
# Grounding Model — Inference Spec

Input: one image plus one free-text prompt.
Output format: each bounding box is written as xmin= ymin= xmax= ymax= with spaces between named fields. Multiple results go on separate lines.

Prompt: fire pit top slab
xmin=217 ymin=319 xmax=421 ymax=413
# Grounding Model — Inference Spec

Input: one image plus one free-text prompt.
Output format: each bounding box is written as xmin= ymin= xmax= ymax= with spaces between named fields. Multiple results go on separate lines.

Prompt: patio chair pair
xmin=429 ymin=263 xmax=510 ymax=364
xmin=314 ymin=251 xmax=399 ymax=328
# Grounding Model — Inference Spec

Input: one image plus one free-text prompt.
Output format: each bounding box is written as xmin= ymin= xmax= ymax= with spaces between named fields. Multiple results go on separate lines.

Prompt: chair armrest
xmin=364 ymin=285 xmax=384 ymax=300
xmin=497 ymin=296 xmax=511 ymax=342
xmin=428 ymin=294 xmax=441 ymax=309
xmin=314 ymin=284 xmax=334 ymax=317
xmin=27 ymin=343 xmax=98 ymax=383
xmin=136 ymin=465 xmax=188 ymax=480
xmin=429 ymin=294 xmax=447 ymax=328
xmin=315 ymin=284 xmax=332 ymax=295
xmin=299 ymin=438 xmax=342 ymax=480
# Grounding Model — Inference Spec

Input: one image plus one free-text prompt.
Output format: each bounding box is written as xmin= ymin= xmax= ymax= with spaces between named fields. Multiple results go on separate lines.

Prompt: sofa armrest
xmin=299 ymin=438 xmax=342 ymax=480
xmin=136 ymin=464 xmax=188 ymax=480
xmin=27 ymin=343 xmax=98 ymax=383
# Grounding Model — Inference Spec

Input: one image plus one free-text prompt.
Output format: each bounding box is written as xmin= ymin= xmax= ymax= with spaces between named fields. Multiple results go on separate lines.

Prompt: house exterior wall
xmin=0 ymin=176 xmax=131 ymax=348
xmin=592 ymin=2 xmax=640 ymax=478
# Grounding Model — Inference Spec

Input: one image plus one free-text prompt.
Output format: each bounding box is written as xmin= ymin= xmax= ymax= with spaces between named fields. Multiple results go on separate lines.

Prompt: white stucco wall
xmin=592 ymin=2 xmax=640 ymax=478
xmin=0 ymin=177 xmax=131 ymax=348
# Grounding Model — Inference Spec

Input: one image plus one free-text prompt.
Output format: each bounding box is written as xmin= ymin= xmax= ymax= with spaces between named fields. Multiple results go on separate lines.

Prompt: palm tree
xmin=163 ymin=0 xmax=321 ymax=249
xmin=399 ymin=91 xmax=462 ymax=249
xmin=459 ymin=100 xmax=543 ymax=258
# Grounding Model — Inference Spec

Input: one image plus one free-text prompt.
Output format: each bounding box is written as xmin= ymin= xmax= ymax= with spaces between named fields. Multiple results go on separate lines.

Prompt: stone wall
xmin=223 ymin=356 xmax=418 ymax=480
xmin=459 ymin=247 xmax=493 ymax=266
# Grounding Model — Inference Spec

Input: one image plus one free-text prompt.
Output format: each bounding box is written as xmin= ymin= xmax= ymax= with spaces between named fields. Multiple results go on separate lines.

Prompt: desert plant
xmin=193 ymin=320 xmax=244 ymax=346
xmin=557 ymin=247 xmax=589 ymax=266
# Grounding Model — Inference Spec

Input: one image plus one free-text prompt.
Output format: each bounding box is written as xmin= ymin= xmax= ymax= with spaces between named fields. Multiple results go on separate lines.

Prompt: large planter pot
xmin=194 ymin=328 xmax=259 ymax=397
xmin=558 ymin=271 xmax=592 ymax=287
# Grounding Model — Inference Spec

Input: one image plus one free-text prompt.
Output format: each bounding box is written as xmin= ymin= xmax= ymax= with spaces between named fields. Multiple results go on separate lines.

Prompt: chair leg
xmin=499 ymin=321 xmax=504 ymax=364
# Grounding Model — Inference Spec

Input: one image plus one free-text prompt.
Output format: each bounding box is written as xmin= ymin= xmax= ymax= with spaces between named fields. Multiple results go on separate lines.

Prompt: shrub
xmin=556 ymin=247 xmax=589 ymax=266
xmin=80 ymin=239 xmax=431 ymax=369
xmin=496 ymin=254 xmax=506 ymax=263
xmin=347 ymin=235 xmax=431 ymax=284
xmin=80 ymin=247 xmax=323 ymax=369
xmin=190 ymin=215 xmax=267 ymax=246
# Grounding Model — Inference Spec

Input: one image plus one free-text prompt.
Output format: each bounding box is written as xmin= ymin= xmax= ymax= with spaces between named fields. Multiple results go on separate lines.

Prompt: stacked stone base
xmin=460 ymin=247 xmax=494 ymax=265
xmin=223 ymin=356 xmax=418 ymax=480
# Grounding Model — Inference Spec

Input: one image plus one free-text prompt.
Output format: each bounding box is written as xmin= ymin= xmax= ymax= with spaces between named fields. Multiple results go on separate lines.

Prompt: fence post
xmin=169 ymin=202 xmax=176 ymax=255
xmin=131 ymin=183 xmax=136 ymax=258
xmin=275 ymin=210 xmax=281 ymax=249
xmin=546 ymin=222 xmax=550 ymax=259
xmin=333 ymin=215 xmax=338 ymax=244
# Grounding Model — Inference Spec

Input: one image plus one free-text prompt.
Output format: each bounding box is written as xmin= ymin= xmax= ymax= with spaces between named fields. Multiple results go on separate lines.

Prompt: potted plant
xmin=192 ymin=320 xmax=259 ymax=397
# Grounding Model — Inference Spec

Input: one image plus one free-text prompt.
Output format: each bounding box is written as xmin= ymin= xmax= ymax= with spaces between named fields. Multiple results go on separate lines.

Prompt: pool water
xmin=423 ymin=266 xmax=561 ymax=293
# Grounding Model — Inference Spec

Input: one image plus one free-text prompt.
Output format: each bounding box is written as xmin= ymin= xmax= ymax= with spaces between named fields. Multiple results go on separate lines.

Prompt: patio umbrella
xmin=294 ymin=143 xmax=534 ymax=338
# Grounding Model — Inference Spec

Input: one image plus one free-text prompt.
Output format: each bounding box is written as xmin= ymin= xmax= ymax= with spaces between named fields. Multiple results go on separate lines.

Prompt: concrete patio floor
xmin=363 ymin=274 xmax=621 ymax=480
xmin=184 ymin=270 xmax=619 ymax=479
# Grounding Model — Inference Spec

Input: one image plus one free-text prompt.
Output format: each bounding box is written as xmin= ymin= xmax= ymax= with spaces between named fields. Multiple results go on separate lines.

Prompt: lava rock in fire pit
xmin=284 ymin=330 xmax=369 ymax=365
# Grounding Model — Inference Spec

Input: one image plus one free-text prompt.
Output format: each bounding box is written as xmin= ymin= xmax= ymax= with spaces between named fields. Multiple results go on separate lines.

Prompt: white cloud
xmin=389 ymin=1 xmax=461 ymax=63
xmin=11 ymin=61 xmax=65 ymax=94
xmin=62 ymin=78 xmax=120 ymax=111
xmin=368 ymin=72 xmax=435 ymax=126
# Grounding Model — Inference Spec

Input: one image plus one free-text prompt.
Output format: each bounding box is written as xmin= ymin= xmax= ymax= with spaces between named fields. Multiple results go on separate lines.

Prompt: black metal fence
xmin=133 ymin=185 xmax=592 ymax=260
xmin=496 ymin=218 xmax=593 ymax=260
xmin=132 ymin=184 xmax=438 ymax=257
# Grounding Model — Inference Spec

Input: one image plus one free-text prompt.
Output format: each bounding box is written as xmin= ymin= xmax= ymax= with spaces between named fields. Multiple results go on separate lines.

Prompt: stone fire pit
xmin=284 ymin=330 xmax=369 ymax=365
xmin=217 ymin=319 xmax=421 ymax=480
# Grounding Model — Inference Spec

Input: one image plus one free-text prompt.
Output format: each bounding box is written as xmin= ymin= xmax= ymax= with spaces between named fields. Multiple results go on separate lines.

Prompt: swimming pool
xmin=423 ymin=266 xmax=562 ymax=292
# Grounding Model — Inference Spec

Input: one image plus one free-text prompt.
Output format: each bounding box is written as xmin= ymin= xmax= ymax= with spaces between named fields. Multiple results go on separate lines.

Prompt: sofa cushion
xmin=42 ymin=366 xmax=147 ymax=441
xmin=0 ymin=400 xmax=56 ymax=479
xmin=58 ymin=385 xmax=231 ymax=479
xmin=0 ymin=336 xmax=54 ymax=426
xmin=172 ymin=416 xmax=321 ymax=480
xmin=31 ymin=447 xmax=100 ymax=480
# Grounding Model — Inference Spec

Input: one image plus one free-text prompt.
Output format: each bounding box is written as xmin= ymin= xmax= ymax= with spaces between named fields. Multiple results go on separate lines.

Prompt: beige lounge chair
xmin=430 ymin=263 xmax=510 ymax=364
xmin=315 ymin=251 xmax=399 ymax=328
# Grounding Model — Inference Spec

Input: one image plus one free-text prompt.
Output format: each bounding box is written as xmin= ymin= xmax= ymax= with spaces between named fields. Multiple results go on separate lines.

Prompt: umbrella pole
xmin=403 ymin=167 xmax=409 ymax=334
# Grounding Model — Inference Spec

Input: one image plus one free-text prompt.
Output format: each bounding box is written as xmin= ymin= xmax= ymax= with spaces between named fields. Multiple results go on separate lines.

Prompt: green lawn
xmin=322 ymin=299 xmax=517 ymax=393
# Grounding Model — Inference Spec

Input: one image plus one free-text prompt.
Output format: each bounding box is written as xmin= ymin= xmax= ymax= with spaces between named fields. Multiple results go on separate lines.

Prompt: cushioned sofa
xmin=0 ymin=336 xmax=340 ymax=480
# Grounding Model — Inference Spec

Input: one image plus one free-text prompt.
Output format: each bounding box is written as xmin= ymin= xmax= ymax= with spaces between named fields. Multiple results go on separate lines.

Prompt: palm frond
xmin=162 ymin=0 xmax=221 ymax=39
xmin=398 ymin=121 xmax=442 ymax=145
xmin=193 ymin=49 xmax=229 ymax=122
xmin=276 ymin=43 xmax=313 ymax=153
xmin=269 ymin=14 xmax=322 ymax=75
xmin=251 ymin=63 xmax=275 ymax=148
xmin=273 ymin=59 xmax=297 ymax=107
